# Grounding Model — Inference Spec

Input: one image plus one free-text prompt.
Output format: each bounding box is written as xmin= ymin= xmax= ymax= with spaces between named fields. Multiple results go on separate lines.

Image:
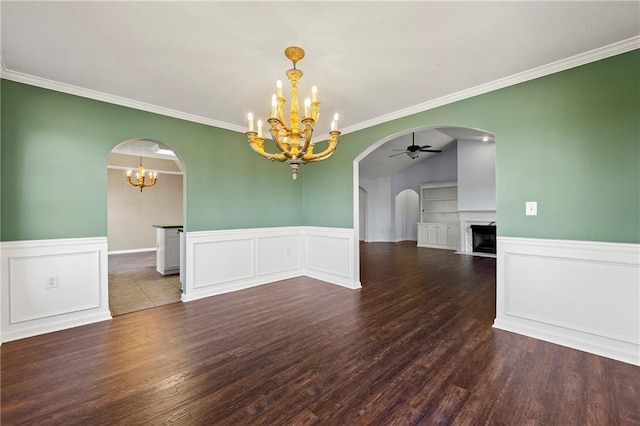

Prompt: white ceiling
xmin=359 ymin=126 xmax=494 ymax=179
xmin=2 ymin=1 xmax=638 ymax=177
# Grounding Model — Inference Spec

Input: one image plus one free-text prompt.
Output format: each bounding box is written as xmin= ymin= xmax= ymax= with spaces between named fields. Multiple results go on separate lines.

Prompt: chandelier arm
xmin=305 ymin=150 xmax=336 ymax=163
xmin=300 ymin=118 xmax=314 ymax=155
xmin=301 ymin=131 xmax=340 ymax=162
xmin=247 ymin=133 xmax=287 ymax=162
xmin=266 ymin=120 xmax=292 ymax=158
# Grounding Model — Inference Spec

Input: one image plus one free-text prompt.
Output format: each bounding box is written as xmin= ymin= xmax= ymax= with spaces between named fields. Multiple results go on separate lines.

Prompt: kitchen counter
xmin=154 ymin=225 xmax=182 ymax=275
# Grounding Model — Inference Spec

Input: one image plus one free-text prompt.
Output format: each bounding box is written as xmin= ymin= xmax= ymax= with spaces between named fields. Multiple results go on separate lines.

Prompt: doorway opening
xmin=107 ymin=139 xmax=186 ymax=316
xmin=353 ymin=125 xmax=497 ymax=285
xmin=395 ymin=189 xmax=419 ymax=242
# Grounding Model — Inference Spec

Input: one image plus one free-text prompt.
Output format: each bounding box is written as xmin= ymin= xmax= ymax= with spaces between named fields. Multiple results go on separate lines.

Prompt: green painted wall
xmin=303 ymin=50 xmax=640 ymax=244
xmin=2 ymin=50 xmax=639 ymax=243
xmin=1 ymin=81 xmax=303 ymax=241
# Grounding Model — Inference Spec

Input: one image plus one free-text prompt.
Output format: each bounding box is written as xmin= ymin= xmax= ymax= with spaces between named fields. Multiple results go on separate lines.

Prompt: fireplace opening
xmin=470 ymin=224 xmax=496 ymax=254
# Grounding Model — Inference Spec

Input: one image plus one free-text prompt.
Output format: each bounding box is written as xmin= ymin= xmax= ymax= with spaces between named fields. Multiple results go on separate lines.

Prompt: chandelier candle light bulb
xmin=247 ymin=112 xmax=254 ymax=132
xmin=304 ymin=97 xmax=311 ymax=117
xmin=245 ymin=46 xmax=341 ymax=180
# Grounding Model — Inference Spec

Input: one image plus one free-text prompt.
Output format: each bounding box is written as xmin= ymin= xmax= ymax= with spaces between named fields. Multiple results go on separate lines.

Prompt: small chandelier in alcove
xmin=245 ymin=46 xmax=341 ymax=181
xmin=126 ymin=157 xmax=157 ymax=192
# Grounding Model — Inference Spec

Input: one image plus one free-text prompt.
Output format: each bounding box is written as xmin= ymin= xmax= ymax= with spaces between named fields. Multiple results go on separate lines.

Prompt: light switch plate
xmin=526 ymin=201 xmax=537 ymax=216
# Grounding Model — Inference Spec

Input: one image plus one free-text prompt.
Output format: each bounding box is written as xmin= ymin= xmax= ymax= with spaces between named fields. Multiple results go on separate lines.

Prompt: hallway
xmin=108 ymin=251 xmax=182 ymax=315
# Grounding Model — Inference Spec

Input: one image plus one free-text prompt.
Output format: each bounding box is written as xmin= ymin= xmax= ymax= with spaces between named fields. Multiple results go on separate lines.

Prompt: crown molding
xmin=0 ymin=68 xmax=247 ymax=134
xmin=339 ymin=36 xmax=640 ymax=136
xmin=1 ymin=36 xmax=638 ymax=137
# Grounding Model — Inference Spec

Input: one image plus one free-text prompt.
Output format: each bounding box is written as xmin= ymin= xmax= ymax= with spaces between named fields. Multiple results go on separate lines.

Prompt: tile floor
xmin=108 ymin=251 xmax=182 ymax=316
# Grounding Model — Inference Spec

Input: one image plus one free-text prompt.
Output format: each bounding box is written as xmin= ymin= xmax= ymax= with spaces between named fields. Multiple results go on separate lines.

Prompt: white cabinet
xmin=417 ymin=181 xmax=459 ymax=251
xmin=447 ymin=225 xmax=459 ymax=247
xmin=418 ymin=223 xmax=428 ymax=244
xmin=418 ymin=222 xmax=459 ymax=250
xmin=154 ymin=225 xmax=181 ymax=275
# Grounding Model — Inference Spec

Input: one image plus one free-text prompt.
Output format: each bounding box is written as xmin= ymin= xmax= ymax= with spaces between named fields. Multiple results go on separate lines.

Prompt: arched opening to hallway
xmin=107 ymin=139 xmax=186 ymax=315
xmin=353 ymin=125 xmax=497 ymax=285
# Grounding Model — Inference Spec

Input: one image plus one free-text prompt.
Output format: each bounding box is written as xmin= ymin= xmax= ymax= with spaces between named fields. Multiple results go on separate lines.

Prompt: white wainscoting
xmin=0 ymin=227 xmax=360 ymax=342
xmin=494 ymin=237 xmax=640 ymax=365
xmin=304 ymin=227 xmax=360 ymax=289
xmin=183 ymin=226 xmax=360 ymax=302
xmin=1 ymin=237 xmax=111 ymax=343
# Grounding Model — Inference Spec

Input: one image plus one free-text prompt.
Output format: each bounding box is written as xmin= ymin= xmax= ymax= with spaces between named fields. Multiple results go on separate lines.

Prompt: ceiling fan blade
xmin=391 ymin=149 xmax=407 ymax=151
xmin=418 ymin=144 xmax=432 ymax=149
xmin=419 ymin=149 xmax=442 ymax=153
xmin=388 ymin=152 xmax=408 ymax=158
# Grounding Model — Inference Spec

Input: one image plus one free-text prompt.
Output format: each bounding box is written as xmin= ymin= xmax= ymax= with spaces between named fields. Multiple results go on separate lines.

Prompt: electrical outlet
xmin=45 ymin=274 xmax=58 ymax=289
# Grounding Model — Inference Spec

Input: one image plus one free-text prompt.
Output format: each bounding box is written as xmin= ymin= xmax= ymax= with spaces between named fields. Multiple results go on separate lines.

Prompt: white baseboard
xmin=108 ymin=247 xmax=156 ymax=255
xmin=1 ymin=237 xmax=112 ymax=343
xmin=494 ymin=236 xmax=640 ymax=366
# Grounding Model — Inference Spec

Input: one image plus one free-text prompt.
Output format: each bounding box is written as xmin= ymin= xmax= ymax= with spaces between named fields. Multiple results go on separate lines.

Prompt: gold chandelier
xmin=126 ymin=157 xmax=157 ymax=192
xmin=246 ymin=46 xmax=341 ymax=180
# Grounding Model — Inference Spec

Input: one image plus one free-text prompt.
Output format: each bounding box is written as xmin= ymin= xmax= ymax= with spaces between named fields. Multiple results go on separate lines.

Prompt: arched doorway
xmin=353 ymin=125 xmax=496 ymax=285
xmin=395 ymin=189 xmax=419 ymax=242
xmin=106 ymin=139 xmax=186 ymax=315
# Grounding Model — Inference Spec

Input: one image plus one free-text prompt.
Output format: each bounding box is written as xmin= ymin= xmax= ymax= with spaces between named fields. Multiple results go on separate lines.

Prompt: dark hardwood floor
xmin=1 ymin=242 xmax=638 ymax=425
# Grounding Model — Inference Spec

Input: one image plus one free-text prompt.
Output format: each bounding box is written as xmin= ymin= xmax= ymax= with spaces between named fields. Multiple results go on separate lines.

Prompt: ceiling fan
xmin=389 ymin=132 xmax=442 ymax=159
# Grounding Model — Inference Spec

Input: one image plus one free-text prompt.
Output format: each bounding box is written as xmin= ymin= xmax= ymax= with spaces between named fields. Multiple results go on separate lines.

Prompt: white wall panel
xmin=1 ymin=237 xmax=111 ymax=342
xmin=10 ymin=251 xmax=100 ymax=323
xmin=304 ymin=227 xmax=360 ymax=289
xmin=257 ymin=234 xmax=302 ymax=276
xmin=184 ymin=227 xmax=360 ymax=302
xmin=192 ymin=238 xmax=254 ymax=288
xmin=184 ymin=227 xmax=306 ymax=301
xmin=495 ymin=237 xmax=640 ymax=365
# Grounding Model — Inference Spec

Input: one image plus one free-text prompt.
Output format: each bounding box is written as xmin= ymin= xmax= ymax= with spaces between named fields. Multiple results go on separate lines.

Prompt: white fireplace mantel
xmin=458 ymin=210 xmax=497 ymax=256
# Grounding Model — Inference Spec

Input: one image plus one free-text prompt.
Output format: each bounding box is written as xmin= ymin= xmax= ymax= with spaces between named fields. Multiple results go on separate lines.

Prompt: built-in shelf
xmin=418 ymin=181 xmax=459 ymax=250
